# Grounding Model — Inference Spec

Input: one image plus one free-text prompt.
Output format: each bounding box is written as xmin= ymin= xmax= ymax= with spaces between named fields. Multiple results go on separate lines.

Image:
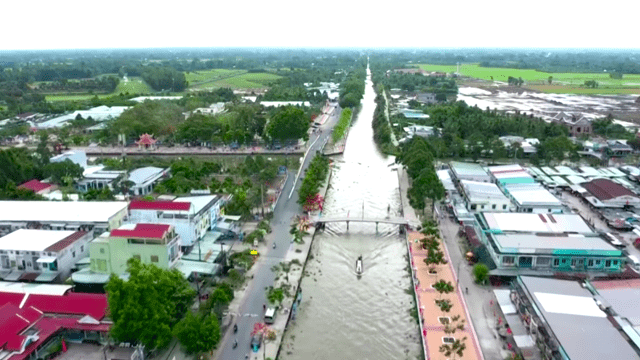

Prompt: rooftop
xmin=519 ymin=276 xmax=639 ymax=360
xmin=18 ymin=179 xmax=52 ymax=193
xmin=449 ymin=161 xmax=490 ymax=178
xmin=0 ymin=201 xmax=127 ymax=224
xmin=0 ymin=290 xmax=108 ymax=319
xmin=582 ymin=178 xmax=638 ymax=201
xmin=0 ymin=230 xmax=85 ymax=252
xmin=173 ymin=195 xmax=220 ymax=215
xmin=129 ymin=200 xmax=191 ymax=211
xmin=128 ymin=166 xmax=166 ymax=185
xmin=460 ymin=180 xmax=510 ymax=203
xmin=503 ymin=183 xmax=562 ymax=207
xmin=480 ymin=212 xmax=593 ymax=234
xmin=110 ymin=223 xmax=171 ymax=239
xmin=492 ymin=233 xmax=620 ymax=255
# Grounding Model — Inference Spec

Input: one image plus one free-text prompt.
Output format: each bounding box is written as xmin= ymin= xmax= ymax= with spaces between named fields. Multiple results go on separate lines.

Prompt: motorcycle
xmin=233 ymin=339 xmax=238 ymax=349
xmin=233 ymin=324 xmax=238 ymax=333
xmin=273 ymin=242 xmax=276 ymax=249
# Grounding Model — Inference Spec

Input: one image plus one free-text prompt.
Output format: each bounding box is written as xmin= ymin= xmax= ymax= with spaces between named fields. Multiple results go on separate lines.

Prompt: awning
xmin=221 ymin=215 xmax=241 ymax=221
xmin=19 ymin=272 xmax=40 ymax=281
xmin=513 ymin=335 xmax=535 ymax=348
xmin=174 ymin=260 xmax=219 ymax=278
xmin=36 ymin=272 xmax=58 ymax=282
xmin=49 ymin=223 xmax=67 ymax=228
xmin=494 ymin=289 xmax=517 ymax=315
xmin=3 ymin=272 xmax=22 ymax=281
xmin=37 ymin=257 xmax=57 ymax=263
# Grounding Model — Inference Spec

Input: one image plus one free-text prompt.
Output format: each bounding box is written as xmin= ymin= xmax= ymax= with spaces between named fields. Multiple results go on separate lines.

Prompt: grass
xmin=44 ymin=94 xmax=111 ymax=102
xmin=188 ymin=71 xmax=282 ymax=90
xmin=418 ymin=63 xmax=640 ymax=94
xmin=43 ymin=77 xmax=152 ymax=102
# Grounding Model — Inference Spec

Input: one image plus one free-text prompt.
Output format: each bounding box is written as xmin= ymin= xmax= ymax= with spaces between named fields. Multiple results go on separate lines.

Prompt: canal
xmin=281 ymin=65 xmax=422 ymax=359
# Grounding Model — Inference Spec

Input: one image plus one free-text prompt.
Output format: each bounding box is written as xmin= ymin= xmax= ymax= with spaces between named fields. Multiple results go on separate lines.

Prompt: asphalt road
xmin=217 ymin=105 xmax=341 ymax=360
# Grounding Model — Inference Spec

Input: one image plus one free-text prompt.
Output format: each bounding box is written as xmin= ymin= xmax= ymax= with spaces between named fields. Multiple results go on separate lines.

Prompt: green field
xmin=418 ymin=63 xmax=640 ymax=94
xmin=188 ymin=70 xmax=282 ymax=90
xmin=114 ymin=77 xmax=152 ymax=94
xmin=45 ymin=93 xmax=111 ymax=102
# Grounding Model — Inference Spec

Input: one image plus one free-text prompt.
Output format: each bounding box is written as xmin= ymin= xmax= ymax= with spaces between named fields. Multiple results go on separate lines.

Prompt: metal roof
xmin=0 ymin=201 xmax=127 ymax=223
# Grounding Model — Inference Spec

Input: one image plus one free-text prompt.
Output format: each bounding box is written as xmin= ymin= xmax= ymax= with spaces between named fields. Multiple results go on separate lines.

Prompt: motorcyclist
xmin=233 ymin=339 xmax=238 ymax=348
xmin=273 ymin=242 xmax=276 ymax=249
xmin=233 ymin=324 xmax=238 ymax=333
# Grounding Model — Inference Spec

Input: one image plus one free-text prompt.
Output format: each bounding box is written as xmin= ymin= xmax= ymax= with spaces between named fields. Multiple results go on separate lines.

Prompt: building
xmin=582 ymin=178 xmax=640 ymax=208
xmin=449 ymin=161 xmax=491 ymax=183
xmin=75 ymin=166 xmax=125 ymax=193
xmin=128 ymin=197 xmax=223 ymax=248
xmin=0 ymin=289 xmax=111 ymax=360
xmin=136 ymin=133 xmax=157 ymax=150
xmin=499 ymin=136 xmax=538 ymax=154
xmin=475 ymin=212 xmax=625 ymax=274
xmin=415 ymin=92 xmax=436 ymax=104
xmin=605 ymin=140 xmax=634 ymax=157
xmin=505 ymin=276 xmax=640 ymax=360
xmin=260 ymin=101 xmax=311 ymax=107
xmin=18 ymin=180 xmax=56 ymax=195
xmin=128 ymin=167 xmax=168 ymax=196
xmin=402 ymin=125 xmax=436 ymax=139
xmin=551 ymin=112 xmax=592 ymax=137
xmin=501 ymin=183 xmax=564 ymax=213
xmin=488 ymin=164 xmax=536 ymax=186
xmin=129 ymin=96 xmax=183 ymax=103
xmin=35 ymin=106 xmax=129 ymax=129
xmin=186 ymin=102 xmax=226 ymax=118
xmin=0 ymin=201 xmax=128 ymax=237
xmin=0 ymin=230 xmax=93 ymax=282
xmin=87 ymin=224 xmax=181 ymax=277
xmin=459 ymin=180 xmax=512 ymax=212
xmin=50 ymin=150 xmax=87 ymax=169
xmin=392 ymin=68 xmax=427 ymax=75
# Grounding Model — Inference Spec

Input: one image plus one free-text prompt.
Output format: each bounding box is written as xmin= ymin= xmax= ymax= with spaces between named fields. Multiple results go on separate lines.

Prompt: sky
xmin=2 ymin=0 xmax=638 ymax=50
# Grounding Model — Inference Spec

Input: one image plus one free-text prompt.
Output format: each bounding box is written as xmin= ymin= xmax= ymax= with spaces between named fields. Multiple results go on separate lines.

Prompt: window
xmin=553 ymin=258 xmax=560 ymax=267
xmin=548 ymin=209 xmax=552 ymax=213
xmin=503 ymin=204 xmax=507 ymax=210
xmin=151 ymin=255 xmax=159 ymax=263
xmin=571 ymin=259 xmax=576 ymax=267
xmin=588 ymin=259 xmax=594 ymax=267
xmin=72 ymin=251 xmax=76 ymax=258
xmin=605 ymin=260 xmax=612 ymax=267
xmin=80 ymin=245 xmax=84 ymax=252
xmin=613 ymin=260 xmax=619 ymax=266
xmin=481 ymin=205 xmax=485 ymax=209
xmin=527 ymin=208 xmax=533 ymax=213
xmin=502 ymin=256 xmax=515 ymax=265
xmin=536 ymin=257 xmax=551 ymax=267
xmin=470 ymin=204 xmax=477 ymax=210
xmin=596 ymin=260 xmax=601 ymax=265
xmin=492 ymin=204 xmax=496 ymax=210
xmin=100 ymin=248 xmax=105 ymax=254
xmin=561 ymin=258 xmax=567 ymax=264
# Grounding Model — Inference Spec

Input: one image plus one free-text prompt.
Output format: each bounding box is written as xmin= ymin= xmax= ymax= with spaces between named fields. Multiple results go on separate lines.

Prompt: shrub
xmin=473 ymin=263 xmax=489 ymax=284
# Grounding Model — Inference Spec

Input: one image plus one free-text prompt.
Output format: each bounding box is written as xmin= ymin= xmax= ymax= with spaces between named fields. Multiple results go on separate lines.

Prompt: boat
xmin=355 ymin=255 xmax=363 ymax=275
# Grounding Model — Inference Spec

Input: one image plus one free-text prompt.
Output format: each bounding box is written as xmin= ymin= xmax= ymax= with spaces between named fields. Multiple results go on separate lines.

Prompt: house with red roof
xmin=18 ymin=179 xmax=56 ymax=195
xmin=128 ymin=197 xmax=223 ymax=249
xmin=71 ymin=223 xmax=182 ymax=287
xmin=0 ymin=291 xmax=111 ymax=360
xmin=582 ymin=178 xmax=640 ymax=208
xmin=0 ymin=230 xmax=93 ymax=283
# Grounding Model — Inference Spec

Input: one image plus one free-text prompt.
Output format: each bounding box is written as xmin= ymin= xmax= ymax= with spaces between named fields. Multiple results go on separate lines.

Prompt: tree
xmin=174 ymin=312 xmax=221 ymax=354
xmin=265 ymin=106 xmax=310 ymax=142
xmin=83 ymin=188 xmax=115 ymax=201
xmin=105 ymin=258 xmax=196 ymax=350
xmin=44 ymin=159 xmax=83 ymax=186
xmin=202 ymin=287 xmax=231 ymax=318
xmin=433 ymin=280 xmax=454 ymax=299
xmin=473 ymin=263 xmax=489 ymax=284
xmin=440 ymin=315 xmax=467 ymax=360
xmin=266 ymin=286 xmax=284 ymax=305
xmin=548 ymin=76 xmax=553 ymax=84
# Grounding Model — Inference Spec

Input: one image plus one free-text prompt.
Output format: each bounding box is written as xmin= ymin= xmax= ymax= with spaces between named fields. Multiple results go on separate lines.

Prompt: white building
xmin=0 ymin=201 xmax=128 ymax=237
xmin=130 ymin=96 xmax=183 ymax=103
xmin=502 ymin=183 xmax=564 ymax=213
xmin=128 ymin=167 xmax=169 ymax=196
xmin=50 ymin=150 xmax=87 ymax=169
xmin=0 ymin=229 xmax=93 ymax=282
xmin=260 ymin=101 xmax=311 ymax=107
xmin=460 ymin=180 xmax=513 ymax=212
xmin=36 ymin=106 xmax=129 ymax=129
xmin=76 ymin=166 xmax=125 ymax=193
xmin=450 ymin=161 xmax=492 ymax=183
xmin=128 ymin=196 xmax=223 ymax=249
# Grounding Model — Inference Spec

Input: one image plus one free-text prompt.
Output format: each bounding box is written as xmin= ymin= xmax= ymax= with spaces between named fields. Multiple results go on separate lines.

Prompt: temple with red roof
xmin=0 ymin=290 xmax=110 ymax=360
xmin=136 ymin=133 xmax=157 ymax=150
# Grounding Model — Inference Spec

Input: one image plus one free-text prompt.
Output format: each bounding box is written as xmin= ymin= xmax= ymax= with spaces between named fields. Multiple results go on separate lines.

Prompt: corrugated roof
xmin=110 ymin=223 xmax=171 ymax=239
xmin=582 ymin=179 xmax=637 ymax=201
xmin=0 ymin=291 xmax=108 ymax=320
xmin=18 ymin=180 xmax=52 ymax=193
xmin=129 ymin=200 xmax=191 ymax=211
xmin=44 ymin=231 xmax=87 ymax=252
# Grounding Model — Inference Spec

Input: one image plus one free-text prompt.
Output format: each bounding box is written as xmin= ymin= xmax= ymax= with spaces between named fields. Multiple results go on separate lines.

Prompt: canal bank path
xmin=398 ymin=166 xmax=484 ymax=360
xmin=213 ymin=106 xmax=341 ymax=360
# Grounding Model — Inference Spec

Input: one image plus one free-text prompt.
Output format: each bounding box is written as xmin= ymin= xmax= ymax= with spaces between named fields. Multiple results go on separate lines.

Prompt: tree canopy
xmin=109 ymin=100 xmax=184 ymax=140
xmin=173 ymin=312 xmax=221 ymax=354
xmin=265 ymin=106 xmax=309 ymax=142
xmin=105 ymin=259 xmax=196 ymax=350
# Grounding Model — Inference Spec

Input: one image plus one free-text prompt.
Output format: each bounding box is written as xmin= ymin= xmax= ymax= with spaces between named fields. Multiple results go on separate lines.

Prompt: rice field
xmin=114 ymin=77 xmax=152 ymax=94
xmin=418 ymin=63 xmax=640 ymax=94
xmin=188 ymin=71 xmax=282 ymax=90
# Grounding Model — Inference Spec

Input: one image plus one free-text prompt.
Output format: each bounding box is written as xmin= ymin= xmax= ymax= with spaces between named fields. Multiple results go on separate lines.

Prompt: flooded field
xmin=457 ymin=86 xmax=640 ymax=125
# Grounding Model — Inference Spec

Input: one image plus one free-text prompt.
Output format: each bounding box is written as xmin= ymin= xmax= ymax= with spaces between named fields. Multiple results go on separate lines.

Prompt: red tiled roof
xmin=44 ymin=231 xmax=87 ymax=252
xmin=0 ymin=291 xmax=108 ymax=320
xmin=582 ymin=178 xmax=637 ymax=201
xmin=110 ymin=223 xmax=171 ymax=239
xmin=18 ymin=179 xmax=52 ymax=193
xmin=129 ymin=200 xmax=191 ymax=211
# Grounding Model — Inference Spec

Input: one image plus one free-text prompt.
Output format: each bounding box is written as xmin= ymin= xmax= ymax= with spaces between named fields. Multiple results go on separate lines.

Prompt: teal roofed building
xmin=474 ymin=212 xmax=626 ymax=276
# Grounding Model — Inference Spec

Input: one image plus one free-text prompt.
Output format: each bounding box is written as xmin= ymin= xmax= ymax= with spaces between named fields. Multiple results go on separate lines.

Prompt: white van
xmin=264 ymin=307 xmax=276 ymax=324
xmin=628 ymin=255 xmax=640 ymax=271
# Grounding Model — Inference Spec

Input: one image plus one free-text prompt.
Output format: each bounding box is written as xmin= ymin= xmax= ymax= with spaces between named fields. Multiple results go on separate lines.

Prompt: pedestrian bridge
xmin=312 ymin=216 xmax=410 ymax=230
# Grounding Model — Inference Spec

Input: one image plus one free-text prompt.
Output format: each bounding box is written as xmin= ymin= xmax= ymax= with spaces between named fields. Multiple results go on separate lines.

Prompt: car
xmin=251 ymin=333 xmax=263 ymax=352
